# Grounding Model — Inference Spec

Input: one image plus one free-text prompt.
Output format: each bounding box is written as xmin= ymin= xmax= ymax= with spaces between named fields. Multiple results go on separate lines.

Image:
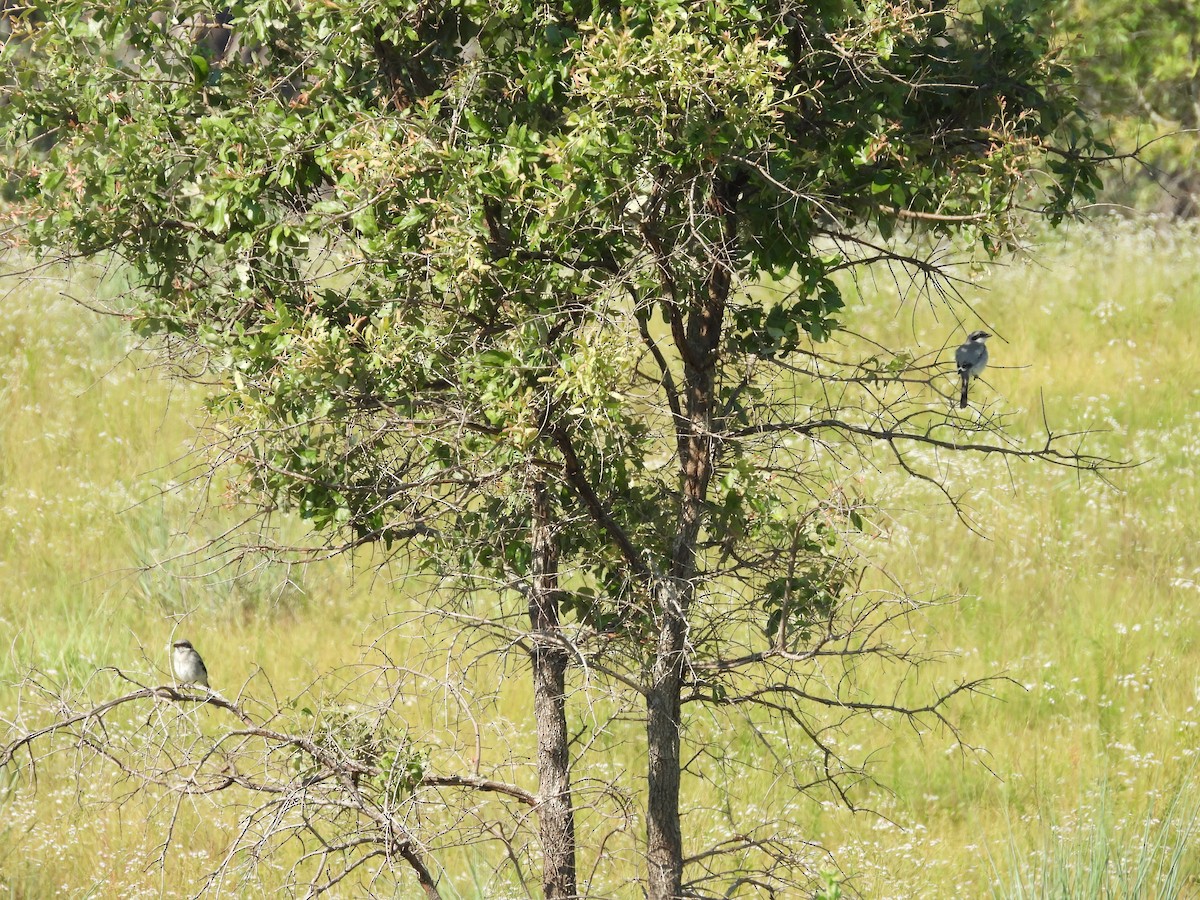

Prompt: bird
xmin=954 ymin=330 xmax=991 ymax=408
xmin=171 ymin=639 xmax=210 ymax=688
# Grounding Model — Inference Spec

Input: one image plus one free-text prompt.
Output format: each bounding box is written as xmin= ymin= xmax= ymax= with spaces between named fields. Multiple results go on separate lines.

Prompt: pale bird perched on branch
xmin=954 ymin=330 xmax=991 ymax=408
xmin=171 ymin=639 xmax=209 ymax=688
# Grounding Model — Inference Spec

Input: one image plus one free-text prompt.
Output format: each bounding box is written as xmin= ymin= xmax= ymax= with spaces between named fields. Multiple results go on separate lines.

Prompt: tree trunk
xmin=530 ymin=480 xmax=578 ymax=899
xmin=645 ymin=174 xmax=739 ymax=900
xmin=643 ymin=317 xmax=719 ymax=899
xmin=646 ymin=579 xmax=687 ymax=900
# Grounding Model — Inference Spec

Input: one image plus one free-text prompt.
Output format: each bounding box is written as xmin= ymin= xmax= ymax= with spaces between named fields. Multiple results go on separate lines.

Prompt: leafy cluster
xmin=294 ymin=703 xmax=429 ymax=807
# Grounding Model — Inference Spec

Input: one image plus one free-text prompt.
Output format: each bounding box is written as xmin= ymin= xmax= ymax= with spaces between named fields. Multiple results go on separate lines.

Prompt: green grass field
xmin=2 ymin=218 xmax=1200 ymax=898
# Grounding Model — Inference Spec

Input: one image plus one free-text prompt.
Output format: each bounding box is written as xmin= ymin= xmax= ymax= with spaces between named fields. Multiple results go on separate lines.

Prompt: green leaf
xmin=190 ymin=54 xmax=210 ymax=86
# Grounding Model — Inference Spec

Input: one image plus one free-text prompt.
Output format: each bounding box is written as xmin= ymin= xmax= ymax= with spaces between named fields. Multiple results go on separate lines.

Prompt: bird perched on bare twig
xmin=954 ymin=330 xmax=991 ymax=408
xmin=171 ymin=639 xmax=209 ymax=688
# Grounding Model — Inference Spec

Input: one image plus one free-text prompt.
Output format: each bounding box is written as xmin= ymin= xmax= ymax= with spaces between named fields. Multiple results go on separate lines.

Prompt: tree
xmin=1055 ymin=0 xmax=1200 ymax=214
xmin=0 ymin=1 xmax=1117 ymax=897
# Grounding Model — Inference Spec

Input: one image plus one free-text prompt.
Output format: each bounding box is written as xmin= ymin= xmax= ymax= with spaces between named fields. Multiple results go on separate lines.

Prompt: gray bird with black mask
xmin=954 ymin=330 xmax=991 ymax=408
xmin=171 ymin=639 xmax=209 ymax=688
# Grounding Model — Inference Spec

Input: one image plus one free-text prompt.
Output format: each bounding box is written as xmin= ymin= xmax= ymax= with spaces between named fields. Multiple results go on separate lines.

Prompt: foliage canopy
xmin=1 ymin=0 xmax=1104 ymax=583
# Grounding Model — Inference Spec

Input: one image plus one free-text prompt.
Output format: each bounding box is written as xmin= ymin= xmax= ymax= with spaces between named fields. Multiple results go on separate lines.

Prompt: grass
xmin=987 ymin=773 xmax=1200 ymax=900
xmin=809 ymin=219 xmax=1200 ymax=897
xmin=3 ymin=217 xmax=1200 ymax=897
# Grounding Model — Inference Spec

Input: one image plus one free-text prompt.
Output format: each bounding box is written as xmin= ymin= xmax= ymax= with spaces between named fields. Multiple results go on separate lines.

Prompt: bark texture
xmin=530 ymin=480 xmax=578 ymax=899
xmin=646 ymin=579 xmax=688 ymax=899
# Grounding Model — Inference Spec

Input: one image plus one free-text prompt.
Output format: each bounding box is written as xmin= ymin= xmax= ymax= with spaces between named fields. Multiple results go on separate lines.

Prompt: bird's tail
xmin=959 ymin=374 xmax=969 ymax=408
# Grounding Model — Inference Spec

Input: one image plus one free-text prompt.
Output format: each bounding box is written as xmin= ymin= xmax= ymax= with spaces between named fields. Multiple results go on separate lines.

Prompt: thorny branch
xmin=0 ymin=666 xmax=563 ymax=899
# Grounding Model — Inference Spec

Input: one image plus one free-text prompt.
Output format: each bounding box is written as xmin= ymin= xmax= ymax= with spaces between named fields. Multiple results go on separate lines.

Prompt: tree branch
xmin=732 ymin=418 xmax=1126 ymax=470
